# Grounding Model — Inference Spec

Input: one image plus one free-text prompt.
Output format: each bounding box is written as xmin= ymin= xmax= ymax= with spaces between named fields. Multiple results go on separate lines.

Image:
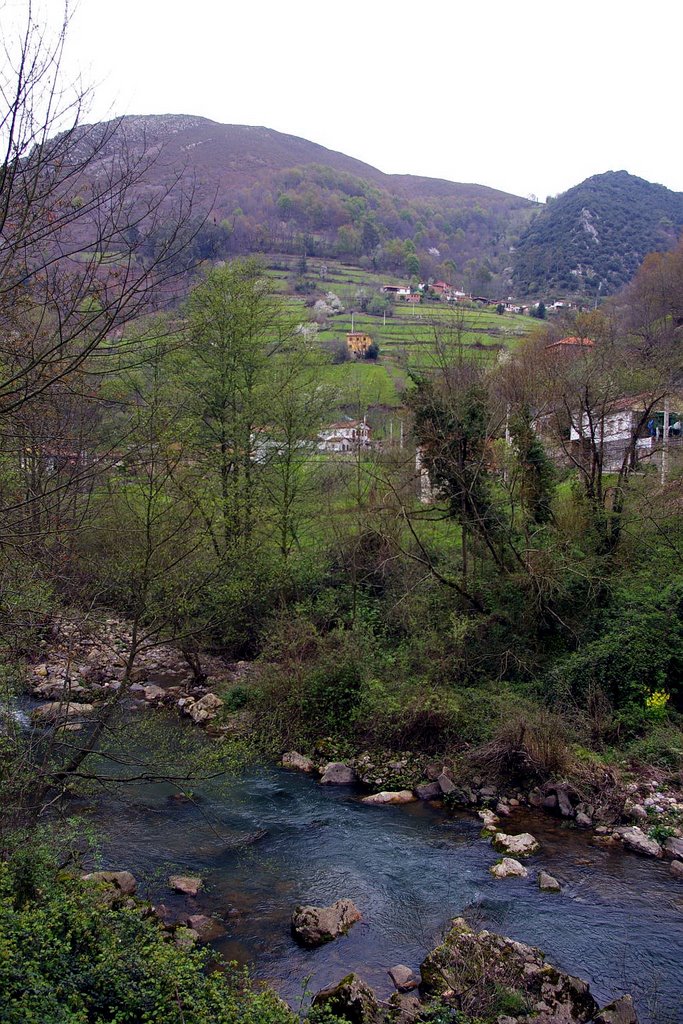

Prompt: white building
xmin=569 ymin=397 xmax=682 ymax=472
xmin=317 ymin=418 xmax=371 ymax=454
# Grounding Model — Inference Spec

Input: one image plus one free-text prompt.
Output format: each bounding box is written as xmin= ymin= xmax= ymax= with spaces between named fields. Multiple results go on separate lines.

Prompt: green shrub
xmin=625 ymin=724 xmax=683 ymax=770
xmin=553 ymin=579 xmax=683 ymax=711
xmin=0 ymin=845 xmax=295 ymax=1024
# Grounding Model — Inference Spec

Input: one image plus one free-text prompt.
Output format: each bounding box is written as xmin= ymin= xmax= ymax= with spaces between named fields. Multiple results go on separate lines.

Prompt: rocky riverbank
xmin=21 ymin=614 xmax=254 ymax=734
xmin=312 ymin=917 xmax=639 ymax=1023
xmin=79 ymin=869 xmax=641 ymax=1024
xmin=281 ymin=750 xmax=683 ymax=882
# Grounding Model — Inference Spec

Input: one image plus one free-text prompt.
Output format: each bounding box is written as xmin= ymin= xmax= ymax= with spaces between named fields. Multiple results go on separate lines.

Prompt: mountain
xmin=512 ymin=171 xmax=683 ymax=298
xmin=69 ymin=114 xmax=537 ymax=292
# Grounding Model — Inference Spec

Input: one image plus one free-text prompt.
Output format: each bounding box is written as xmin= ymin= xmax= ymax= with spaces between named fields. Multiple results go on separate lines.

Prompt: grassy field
xmin=260 ymin=254 xmax=541 ymax=421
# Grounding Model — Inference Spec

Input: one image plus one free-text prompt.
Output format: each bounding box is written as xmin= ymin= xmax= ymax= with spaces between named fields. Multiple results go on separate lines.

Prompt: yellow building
xmin=346 ymin=332 xmax=373 ymax=358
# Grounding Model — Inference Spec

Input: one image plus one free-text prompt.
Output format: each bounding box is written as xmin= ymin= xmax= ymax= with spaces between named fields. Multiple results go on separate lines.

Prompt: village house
xmin=346 ymin=331 xmax=373 ymax=358
xmin=317 ymin=418 xmax=371 ymax=454
xmin=569 ymin=395 xmax=683 ymax=472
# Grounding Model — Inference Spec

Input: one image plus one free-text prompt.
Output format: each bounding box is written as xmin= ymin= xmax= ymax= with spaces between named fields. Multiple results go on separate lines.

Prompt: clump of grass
xmin=468 ymin=710 xmax=570 ymax=783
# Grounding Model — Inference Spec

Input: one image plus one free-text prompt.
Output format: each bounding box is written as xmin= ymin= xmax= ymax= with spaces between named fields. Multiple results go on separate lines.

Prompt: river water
xmin=85 ymin=734 xmax=683 ymax=1023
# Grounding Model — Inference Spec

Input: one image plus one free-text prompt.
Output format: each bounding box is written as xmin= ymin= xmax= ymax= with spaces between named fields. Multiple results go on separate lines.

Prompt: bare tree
xmin=0 ymin=1 xmax=199 ymax=416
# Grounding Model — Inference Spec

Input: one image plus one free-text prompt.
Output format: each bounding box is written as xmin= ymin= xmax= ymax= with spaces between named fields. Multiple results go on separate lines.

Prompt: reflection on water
xmin=87 ymin=734 xmax=683 ymax=1023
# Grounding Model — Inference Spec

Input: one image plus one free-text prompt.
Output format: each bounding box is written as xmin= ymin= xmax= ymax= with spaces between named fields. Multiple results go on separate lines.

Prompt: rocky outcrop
xmin=491 ymin=831 xmax=540 ymax=857
xmin=615 ymin=827 xmax=663 ymax=858
xmin=361 ymin=790 xmax=415 ymax=806
xmin=312 ymin=974 xmax=381 ymax=1024
xmin=490 ymin=857 xmax=528 ymax=879
xmin=320 ymin=762 xmax=357 ymax=785
xmin=593 ymin=995 xmax=638 ymax=1024
xmin=421 ymin=918 xmax=612 ymax=1022
xmin=185 ymin=693 xmax=223 ymax=725
xmin=24 ymin=615 xmax=242 ymax=734
xmin=291 ymin=898 xmax=361 ymax=947
xmin=538 ymin=870 xmax=561 ymax=892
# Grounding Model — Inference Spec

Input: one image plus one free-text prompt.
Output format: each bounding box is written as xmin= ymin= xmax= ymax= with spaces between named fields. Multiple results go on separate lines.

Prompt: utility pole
xmin=661 ymin=395 xmax=670 ymax=485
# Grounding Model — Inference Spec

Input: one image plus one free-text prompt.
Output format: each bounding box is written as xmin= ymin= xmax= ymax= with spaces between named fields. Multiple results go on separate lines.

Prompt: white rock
xmin=490 ymin=857 xmax=528 ymax=878
xmin=361 ymin=790 xmax=416 ymax=806
xmin=538 ymin=870 xmax=561 ymax=892
xmin=616 ymin=826 xmax=663 ymax=858
xmin=492 ymin=832 xmax=540 ymax=857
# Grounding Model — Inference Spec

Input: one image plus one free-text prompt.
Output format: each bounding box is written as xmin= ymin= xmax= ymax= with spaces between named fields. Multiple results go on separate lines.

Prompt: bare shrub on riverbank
xmin=468 ymin=710 xmax=570 ymax=782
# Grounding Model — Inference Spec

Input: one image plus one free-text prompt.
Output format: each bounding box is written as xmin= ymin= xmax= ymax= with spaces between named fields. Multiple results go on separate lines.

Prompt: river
xmin=82 ymin=721 xmax=683 ymax=1023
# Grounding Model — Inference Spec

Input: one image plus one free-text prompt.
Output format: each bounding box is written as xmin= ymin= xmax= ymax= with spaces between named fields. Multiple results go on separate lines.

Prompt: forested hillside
xmin=66 ymin=114 xmax=537 ymax=294
xmin=512 ymin=170 xmax=683 ymax=297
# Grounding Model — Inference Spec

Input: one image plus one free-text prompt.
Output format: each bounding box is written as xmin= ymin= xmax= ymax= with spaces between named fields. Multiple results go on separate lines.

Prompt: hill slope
xmin=71 ymin=114 xmax=536 ymax=292
xmin=512 ymin=170 xmax=683 ymax=298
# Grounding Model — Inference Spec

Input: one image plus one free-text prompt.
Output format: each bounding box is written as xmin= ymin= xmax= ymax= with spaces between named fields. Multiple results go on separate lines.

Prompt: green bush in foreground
xmin=0 ymin=848 xmax=295 ymax=1024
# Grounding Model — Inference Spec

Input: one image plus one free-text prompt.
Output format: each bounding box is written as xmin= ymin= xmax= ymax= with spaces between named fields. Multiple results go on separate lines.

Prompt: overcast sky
xmin=12 ymin=0 xmax=683 ymax=200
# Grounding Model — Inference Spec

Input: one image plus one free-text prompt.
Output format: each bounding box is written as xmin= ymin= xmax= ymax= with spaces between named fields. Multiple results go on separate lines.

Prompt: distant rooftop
xmin=545 ymin=336 xmax=594 ymax=349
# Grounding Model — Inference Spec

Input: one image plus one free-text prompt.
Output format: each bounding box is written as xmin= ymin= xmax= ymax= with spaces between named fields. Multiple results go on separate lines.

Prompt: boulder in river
xmin=361 ymin=790 xmax=416 ymax=806
xmin=282 ymin=751 xmax=315 ymax=773
xmin=615 ymin=826 xmax=663 ymax=858
xmin=32 ymin=701 xmax=95 ymax=723
xmin=490 ymin=857 xmax=528 ymax=879
xmin=670 ymin=860 xmax=683 ymax=880
xmin=183 ymin=913 xmax=226 ymax=942
xmin=169 ymin=874 xmax=203 ymax=896
xmin=491 ymin=831 xmax=540 ymax=856
xmin=291 ymin=898 xmax=361 ymax=947
xmin=312 ymin=973 xmax=381 ymax=1024
xmin=477 ymin=808 xmax=500 ymax=830
xmin=420 ymin=917 xmax=602 ymax=1021
xmin=82 ymin=870 xmax=137 ymax=895
xmin=320 ymin=762 xmax=357 ymax=785
xmin=538 ymin=870 xmax=561 ymax=892
xmin=388 ymin=965 xmax=420 ymax=992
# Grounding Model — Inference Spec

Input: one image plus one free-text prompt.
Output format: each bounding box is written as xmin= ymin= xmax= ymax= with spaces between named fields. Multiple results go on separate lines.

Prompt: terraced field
xmin=262 ymin=255 xmax=540 ymax=419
